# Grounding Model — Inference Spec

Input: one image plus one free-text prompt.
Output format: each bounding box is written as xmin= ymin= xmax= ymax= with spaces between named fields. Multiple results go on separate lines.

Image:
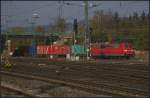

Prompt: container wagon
xmin=37 ymin=45 xmax=70 ymax=56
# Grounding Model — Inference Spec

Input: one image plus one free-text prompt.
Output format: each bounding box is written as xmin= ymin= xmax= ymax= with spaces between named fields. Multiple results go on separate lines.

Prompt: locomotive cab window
xmin=125 ymin=43 xmax=130 ymax=48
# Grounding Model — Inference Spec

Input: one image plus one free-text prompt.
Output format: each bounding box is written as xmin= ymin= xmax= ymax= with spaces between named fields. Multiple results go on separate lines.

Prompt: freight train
xmin=12 ymin=42 xmax=135 ymax=59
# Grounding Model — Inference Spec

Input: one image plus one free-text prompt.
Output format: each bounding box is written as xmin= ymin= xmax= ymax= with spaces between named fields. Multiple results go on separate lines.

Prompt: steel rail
xmin=1 ymin=85 xmax=40 ymax=98
xmin=1 ymin=71 xmax=148 ymax=97
xmin=9 ymin=61 xmax=149 ymax=79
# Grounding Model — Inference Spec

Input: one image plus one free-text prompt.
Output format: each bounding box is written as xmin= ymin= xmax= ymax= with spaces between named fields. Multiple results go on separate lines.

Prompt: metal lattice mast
xmin=84 ymin=1 xmax=89 ymax=60
xmin=3 ymin=1 xmax=12 ymax=68
xmin=57 ymin=1 xmax=64 ymax=32
xmin=58 ymin=1 xmax=64 ymax=19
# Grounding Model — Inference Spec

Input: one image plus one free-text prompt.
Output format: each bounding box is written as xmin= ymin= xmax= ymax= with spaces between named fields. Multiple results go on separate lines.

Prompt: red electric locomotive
xmin=90 ymin=42 xmax=135 ymax=59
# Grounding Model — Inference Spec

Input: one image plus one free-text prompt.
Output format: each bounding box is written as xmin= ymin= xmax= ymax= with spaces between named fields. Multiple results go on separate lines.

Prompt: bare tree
xmin=55 ymin=17 xmax=66 ymax=33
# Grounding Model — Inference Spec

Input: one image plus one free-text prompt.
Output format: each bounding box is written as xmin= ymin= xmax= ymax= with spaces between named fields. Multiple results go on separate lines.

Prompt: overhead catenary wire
xmin=2 ymin=1 xmax=148 ymax=28
xmin=109 ymin=1 xmax=147 ymax=10
xmin=2 ymin=1 xmax=147 ymax=18
xmin=3 ymin=2 xmax=57 ymax=18
xmin=1 ymin=2 xmax=57 ymax=28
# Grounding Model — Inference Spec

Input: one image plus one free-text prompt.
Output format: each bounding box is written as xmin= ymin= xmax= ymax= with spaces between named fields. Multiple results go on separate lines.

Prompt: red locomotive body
xmin=90 ymin=42 xmax=135 ymax=59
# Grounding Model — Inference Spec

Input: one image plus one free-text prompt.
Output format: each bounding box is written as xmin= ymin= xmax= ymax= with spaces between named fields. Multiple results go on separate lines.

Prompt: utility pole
xmin=31 ymin=18 xmax=35 ymax=56
xmin=3 ymin=0 xmax=12 ymax=68
xmin=58 ymin=1 xmax=63 ymax=19
xmin=57 ymin=1 xmax=64 ymax=32
xmin=31 ymin=13 xmax=39 ymax=56
xmin=3 ymin=15 xmax=12 ymax=68
xmin=84 ymin=1 xmax=89 ymax=60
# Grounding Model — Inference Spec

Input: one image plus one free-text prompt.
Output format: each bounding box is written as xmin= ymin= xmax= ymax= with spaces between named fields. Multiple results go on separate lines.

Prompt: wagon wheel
xmin=124 ymin=54 xmax=130 ymax=59
xmin=100 ymin=53 xmax=105 ymax=59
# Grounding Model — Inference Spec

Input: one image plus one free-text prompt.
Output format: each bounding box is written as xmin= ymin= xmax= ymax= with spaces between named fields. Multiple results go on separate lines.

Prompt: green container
xmin=72 ymin=44 xmax=85 ymax=55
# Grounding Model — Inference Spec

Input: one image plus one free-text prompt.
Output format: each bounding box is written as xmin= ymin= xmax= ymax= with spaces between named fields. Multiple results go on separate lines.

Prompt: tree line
xmin=78 ymin=10 xmax=149 ymax=50
xmin=7 ymin=10 xmax=149 ymax=50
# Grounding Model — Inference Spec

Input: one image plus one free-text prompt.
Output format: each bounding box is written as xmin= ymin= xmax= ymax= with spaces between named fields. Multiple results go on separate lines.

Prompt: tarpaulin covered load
xmin=72 ymin=44 xmax=85 ymax=55
xmin=37 ymin=45 xmax=70 ymax=55
xmin=29 ymin=46 xmax=37 ymax=55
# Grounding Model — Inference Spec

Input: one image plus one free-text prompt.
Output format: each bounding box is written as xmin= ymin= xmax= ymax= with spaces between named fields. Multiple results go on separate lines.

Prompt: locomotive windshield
xmin=125 ymin=43 xmax=132 ymax=48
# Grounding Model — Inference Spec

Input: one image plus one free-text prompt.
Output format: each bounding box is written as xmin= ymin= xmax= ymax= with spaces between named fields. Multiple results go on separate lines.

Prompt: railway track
xmin=10 ymin=57 xmax=148 ymax=68
xmin=11 ymin=57 xmax=148 ymax=65
xmin=1 ymin=71 xmax=149 ymax=97
xmin=11 ymin=59 xmax=148 ymax=70
xmin=1 ymin=84 xmax=39 ymax=98
xmin=10 ymin=57 xmax=148 ymax=74
xmin=3 ymin=59 xmax=149 ymax=89
xmin=5 ymin=66 xmax=148 ymax=91
xmin=2 ymin=57 xmax=149 ymax=97
xmin=9 ymin=61 xmax=149 ymax=80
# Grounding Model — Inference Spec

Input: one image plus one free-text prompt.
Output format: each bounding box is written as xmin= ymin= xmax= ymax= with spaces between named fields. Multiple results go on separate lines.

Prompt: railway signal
xmin=73 ymin=18 xmax=78 ymax=44
xmin=73 ymin=19 xmax=78 ymax=35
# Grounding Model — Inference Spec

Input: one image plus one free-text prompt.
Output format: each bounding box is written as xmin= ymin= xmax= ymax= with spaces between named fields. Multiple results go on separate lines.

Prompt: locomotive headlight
xmin=124 ymin=49 xmax=128 ymax=52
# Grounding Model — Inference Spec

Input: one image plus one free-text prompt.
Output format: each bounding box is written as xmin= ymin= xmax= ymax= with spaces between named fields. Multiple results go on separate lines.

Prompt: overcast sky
xmin=1 ymin=1 xmax=149 ymax=28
